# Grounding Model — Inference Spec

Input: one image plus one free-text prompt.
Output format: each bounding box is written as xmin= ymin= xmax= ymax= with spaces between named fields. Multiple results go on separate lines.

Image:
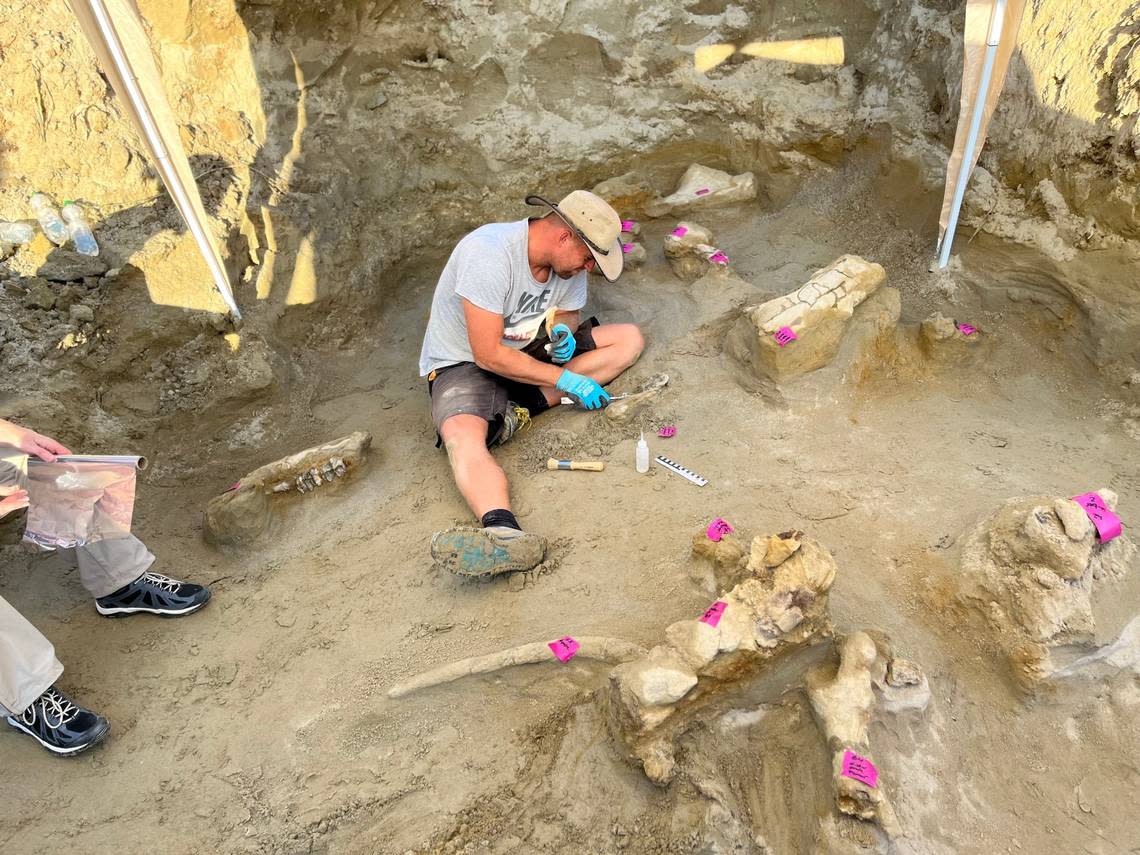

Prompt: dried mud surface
xmin=3 ymin=146 xmax=1139 ymax=853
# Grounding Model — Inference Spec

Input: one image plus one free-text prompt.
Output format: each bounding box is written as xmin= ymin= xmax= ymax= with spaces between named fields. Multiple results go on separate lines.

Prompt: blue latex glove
xmin=548 ymin=323 xmax=576 ymax=364
xmin=556 ymin=369 xmax=610 ymax=410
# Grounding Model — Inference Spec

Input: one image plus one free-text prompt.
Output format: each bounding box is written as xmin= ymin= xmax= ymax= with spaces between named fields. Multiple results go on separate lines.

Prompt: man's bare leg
xmin=431 ymin=413 xmax=546 ymax=578
xmin=540 ymin=323 xmax=645 ymax=406
xmin=439 ymin=414 xmax=510 ymax=518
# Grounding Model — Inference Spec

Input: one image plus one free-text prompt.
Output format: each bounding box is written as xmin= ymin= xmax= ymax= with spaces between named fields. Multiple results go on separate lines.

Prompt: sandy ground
xmin=2 ymin=147 xmax=1139 ymax=854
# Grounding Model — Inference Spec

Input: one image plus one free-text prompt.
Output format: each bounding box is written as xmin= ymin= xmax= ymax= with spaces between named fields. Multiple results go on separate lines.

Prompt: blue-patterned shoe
xmin=95 ymin=571 xmax=211 ymax=617
xmin=430 ymin=526 xmax=547 ymax=579
xmin=5 ymin=686 xmax=109 ymax=756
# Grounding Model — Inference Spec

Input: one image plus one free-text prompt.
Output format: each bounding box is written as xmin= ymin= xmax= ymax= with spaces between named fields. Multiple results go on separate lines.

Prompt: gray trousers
xmin=1 ymin=448 xmax=152 ymax=716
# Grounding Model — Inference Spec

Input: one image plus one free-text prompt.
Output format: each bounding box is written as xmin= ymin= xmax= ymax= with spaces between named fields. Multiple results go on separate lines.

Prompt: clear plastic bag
xmin=23 ymin=455 xmax=145 ymax=550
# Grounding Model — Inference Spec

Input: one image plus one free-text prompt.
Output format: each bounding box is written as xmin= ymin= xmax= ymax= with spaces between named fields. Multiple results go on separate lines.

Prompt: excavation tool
xmin=560 ymin=374 xmax=667 ymax=409
xmin=560 ymin=392 xmax=631 ymax=407
xmin=547 ymin=458 xmax=605 ymax=471
xmin=543 ymin=306 xmax=570 ymax=358
xmin=654 ymin=455 xmax=708 ymax=486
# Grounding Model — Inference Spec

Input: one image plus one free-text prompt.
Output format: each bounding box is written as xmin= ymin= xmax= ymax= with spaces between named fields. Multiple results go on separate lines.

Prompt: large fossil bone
xmin=729 ymin=255 xmax=887 ymax=381
xmin=605 ymin=529 xmax=839 ymax=785
xmin=387 ymin=637 xmax=647 ymax=698
xmin=806 ymin=631 xmax=929 ymax=833
xmin=660 ymin=163 xmax=757 ymax=211
xmin=204 ymin=432 xmax=372 ymax=545
xmin=957 ymin=488 xmax=1136 ymax=692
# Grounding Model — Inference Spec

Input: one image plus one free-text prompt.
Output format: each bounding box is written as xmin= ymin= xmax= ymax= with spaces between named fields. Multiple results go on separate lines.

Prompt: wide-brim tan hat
xmin=526 ymin=190 xmax=624 ymax=282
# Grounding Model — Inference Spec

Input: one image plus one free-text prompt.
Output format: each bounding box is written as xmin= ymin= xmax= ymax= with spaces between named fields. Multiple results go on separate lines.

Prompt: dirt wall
xmin=0 ymin=0 xmax=1136 ymax=424
xmin=1 ymin=0 xmax=1135 ymax=312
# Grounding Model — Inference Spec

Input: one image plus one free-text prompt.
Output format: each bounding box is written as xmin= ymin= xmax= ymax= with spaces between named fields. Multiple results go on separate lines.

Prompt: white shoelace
xmin=21 ymin=688 xmax=79 ymax=729
xmin=141 ymin=572 xmax=181 ymax=593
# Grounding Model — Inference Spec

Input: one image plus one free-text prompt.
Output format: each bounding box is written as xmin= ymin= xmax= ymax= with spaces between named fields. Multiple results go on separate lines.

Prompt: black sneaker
xmin=95 ymin=571 xmax=211 ymax=617
xmin=5 ymin=686 xmax=109 ymax=756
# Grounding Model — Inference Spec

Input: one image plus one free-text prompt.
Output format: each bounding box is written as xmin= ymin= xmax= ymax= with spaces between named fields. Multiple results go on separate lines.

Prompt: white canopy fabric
xmin=937 ymin=0 xmax=1027 ymax=263
xmin=65 ymin=0 xmax=241 ymax=321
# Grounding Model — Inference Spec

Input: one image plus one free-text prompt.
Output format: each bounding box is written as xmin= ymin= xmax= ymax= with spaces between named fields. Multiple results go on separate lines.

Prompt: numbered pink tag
xmin=841 ymin=750 xmax=878 ymax=788
xmin=1072 ymin=492 xmax=1122 ymax=542
xmin=708 ymin=251 xmax=729 ymax=264
xmin=622 ymin=243 xmax=634 ymax=253
xmin=657 ymin=425 xmax=677 ymax=438
xmin=956 ymin=322 xmax=978 ymax=336
xmin=695 ymin=188 xmax=710 ymax=196
xmin=671 ymin=226 xmax=688 ymax=238
xmin=706 ymin=518 xmax=734 ymax=542
xmin=700 ymin=601 xmax=727 ymax=627
xmin=548 ymin=637 xmax=580 ymax=662
xmin=621 ymin=219 xmax=636 ymax=232
xmin=774 ymin=326 xmax=797 ymax=346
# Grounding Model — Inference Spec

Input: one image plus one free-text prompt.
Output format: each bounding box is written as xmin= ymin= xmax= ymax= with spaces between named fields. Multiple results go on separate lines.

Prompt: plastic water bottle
xmin=0 ymin=222 xmax=34 ymax=244
xmin=62 ymin=201 xmax=99 ymax=256
xmin=636 ymin=432 xmax=650 ymax=474
xmin=30 ymin=193 xmax=68 ymax=246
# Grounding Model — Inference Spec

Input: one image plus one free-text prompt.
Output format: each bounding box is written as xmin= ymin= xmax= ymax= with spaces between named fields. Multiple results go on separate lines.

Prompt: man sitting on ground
xmin=419 ymin=191 xmax=644 ymax=578
xmin=0 ymin=418 xmax=211 ymax=756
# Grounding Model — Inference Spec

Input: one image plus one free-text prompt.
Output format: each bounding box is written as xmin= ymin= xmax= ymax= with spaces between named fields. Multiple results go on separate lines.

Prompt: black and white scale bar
xmin=654 ymin=455 xmax=708 ymax=486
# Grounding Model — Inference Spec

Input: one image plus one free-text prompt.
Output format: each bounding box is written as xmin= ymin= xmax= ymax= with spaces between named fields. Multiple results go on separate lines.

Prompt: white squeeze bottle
xmin=62 ymin=201 xmax=99 ymax=256
xmin=30 ymin=193 xmax=69 ymax=246
xmin=636 ymin=432 xmax=650 ymax=474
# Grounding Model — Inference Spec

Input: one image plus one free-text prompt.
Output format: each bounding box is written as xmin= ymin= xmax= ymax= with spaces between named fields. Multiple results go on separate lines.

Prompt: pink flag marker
xmin=708 ymin=251 xmax=729 ymax=264
xmin=695 ymin=188 xmax=710 ymax=196
xmin=657 ymin=425 xmax=677 ymax=438
xmin=671 ymin=226 xmax=688 ymax=238
xmin=706 ymin=518 xmax=734 ymax=542
xmin=956 ymin=322 xmax=978 ymax=336
xmin=700 ymin=601 xmax=727 ymax=627
xmin=548 ymin=637 xmax=580 ymax=662
xmin=1072 ymin=492 xmax=1122 ymax=542
xmin=841 ymin=750 xmax=878 ymax=788
xmin=621 ymin=219 xmax=636 ymax=232
xmin=774 ymin=326 xmax=798 ymax=346
xmin=621 ymin=243 xmax=634 ymax=253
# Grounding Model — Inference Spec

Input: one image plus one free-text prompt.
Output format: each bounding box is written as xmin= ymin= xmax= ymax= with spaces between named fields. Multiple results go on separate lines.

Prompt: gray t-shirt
xmin=418 ymin=219 xmax=588 ymax=376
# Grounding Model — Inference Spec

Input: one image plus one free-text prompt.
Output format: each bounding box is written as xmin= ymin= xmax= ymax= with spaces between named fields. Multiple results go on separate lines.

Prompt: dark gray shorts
xmin=427 ymin=317 xmax=599 ymax=446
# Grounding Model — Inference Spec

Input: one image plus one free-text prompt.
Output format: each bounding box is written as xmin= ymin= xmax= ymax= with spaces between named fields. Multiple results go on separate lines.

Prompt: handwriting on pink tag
xmin=671 ymin=226 xmax=688 ymax=238
xmin=708 ymin=251 xmax=729 ymax=264
xmin=621 ymin=219 xmax=636 ymax=232
xmin=956 ymin=322 xmax=977 ymax=336
xmin=622 ymin=243 xmax=634 ymax=253
xmin=700 ymin=601 xmax=727 ymax=627
xmin=657 ymin=425 xmax=677 ymax=438
xmin=774 ymin=326 xmax=797 ymax=346
xmin=548 ymin=636 xmax=580 ymax=662
xmin=695 ymin=188 xmax=710 ymax=196
xmin=841 ymin=750 xmax=878 ymax=788
xmin=706 ymin=518 xmax=734 ymax=542
xmin=1072 ymin=492 xmax=1122 ymax=542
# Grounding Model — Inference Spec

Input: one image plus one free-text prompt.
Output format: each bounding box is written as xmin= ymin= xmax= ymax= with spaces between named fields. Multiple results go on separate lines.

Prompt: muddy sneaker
xmin=95 ymin=571 xmax=211 ymax=617
xmin=430 ymin=525 xmax=547 ymax=579
xmin=493 ymin=403 xmax=532 ymax=447
xmin=5 ymin=686 xmax=110 ymax=757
